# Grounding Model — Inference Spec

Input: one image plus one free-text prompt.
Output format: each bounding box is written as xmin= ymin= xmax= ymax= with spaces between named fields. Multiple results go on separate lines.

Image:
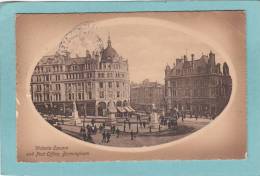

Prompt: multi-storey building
xmin=130 ymin=79 xmax=165 ymax=113
xmin=31 ymin=36 xmax=132 ymax=117
xmin=165 ymin=51 xmax=232 ymax=117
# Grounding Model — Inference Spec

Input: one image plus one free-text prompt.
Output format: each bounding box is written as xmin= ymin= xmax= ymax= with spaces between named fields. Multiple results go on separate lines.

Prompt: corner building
xmin=165 ymin=51 xmax=232 ymax=117
xmin=31 ymin=37 xmax=131 ymax=117
xmin=130 ymin=79 xmax=165 ymax=112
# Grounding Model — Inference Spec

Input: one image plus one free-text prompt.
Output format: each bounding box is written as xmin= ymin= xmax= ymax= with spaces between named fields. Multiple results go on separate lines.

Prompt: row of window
xmin=35 ymin=65 xmax=63 ymax=73
xmin=65 ymin=81 xmax=127 ymax=90
xmin=66 ymin=90 xmax=122 ymax=100
xmin=68 ymin=63 xmax=124 ymax=71
xmin=34 ymin=84 xmax=61 ymax=92
xmin=99 ymin=81 xmax=125 ymax=89
xmin=32 ymin=75 xmax=61 ymax=82
xmin=169 ymin=87 xmax=225 ymax=97
xmin=68 ymin=92 xmax=90 ymax=101
xmin=34 ymin=93 xmax=61 ymax=102
xmin=65 ymin=82 xmax=91 ymax=90
xmin=99 ymin=63 xmax=122 ymax=70
xmin=169 ymin=78 xmax=222 ymax=88
xmin=99 ymin=91 xmax=121 ymax=98
xmin=34 ymin=61 xmax=127 ymax=74
xmin=65 ymin=72 xmax=125 ymax=79
xmin=176 ymin=66 xmax=205 ymax=76
xmin=32 ymin=71 xmax=126 ymax=82
xmin=33 ymin=81 xmax=128 ymax=93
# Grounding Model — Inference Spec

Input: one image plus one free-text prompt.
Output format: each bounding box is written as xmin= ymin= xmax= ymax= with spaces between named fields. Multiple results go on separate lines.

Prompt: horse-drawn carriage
xmin=161 ymin=111 xmax=178 ymax=129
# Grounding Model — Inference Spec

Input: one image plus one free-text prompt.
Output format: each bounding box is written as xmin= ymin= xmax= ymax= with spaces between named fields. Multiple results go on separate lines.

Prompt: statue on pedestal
xmin=72 ymin=101 xmax=82 ymax=125
xmin=149 ymin=104 xmax=159 ymax=128
xmin=106 ymin=100 xmax=117 ymax=127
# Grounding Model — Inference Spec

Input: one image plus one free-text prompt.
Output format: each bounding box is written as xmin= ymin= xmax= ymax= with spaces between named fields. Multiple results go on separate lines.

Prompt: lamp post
xmin=60 ymin=106 xmax=64 ymax=124
xmin=123 ymin=120 xmax=126 ymax=132
xmin=83 ymin=104 xmax=86 ymax=128
xmin=136 ymin=115 xmax=139 ymax=133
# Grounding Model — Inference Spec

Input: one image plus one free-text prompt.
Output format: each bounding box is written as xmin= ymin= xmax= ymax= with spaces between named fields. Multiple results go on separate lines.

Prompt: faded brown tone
xmin=16 ymin=11 xmax=246 ymax=162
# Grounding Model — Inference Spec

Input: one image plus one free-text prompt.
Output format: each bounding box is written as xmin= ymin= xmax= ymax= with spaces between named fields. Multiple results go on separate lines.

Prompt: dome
xmin=101 ymin=35 xmax=119 ymax=62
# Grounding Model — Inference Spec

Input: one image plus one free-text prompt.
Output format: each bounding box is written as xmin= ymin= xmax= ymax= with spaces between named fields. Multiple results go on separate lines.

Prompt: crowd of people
xmin=69 ymin=108 xmax=213 ymax=144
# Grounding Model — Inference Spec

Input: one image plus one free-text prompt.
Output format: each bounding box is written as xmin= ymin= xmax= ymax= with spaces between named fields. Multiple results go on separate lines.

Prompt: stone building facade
xmin=130 ymin=79 xmax=165 ymax=113
xmin=31 ymin=37 xmax=131 ymax=117
xmin=165 ymin=51 xmax=232 ymax=117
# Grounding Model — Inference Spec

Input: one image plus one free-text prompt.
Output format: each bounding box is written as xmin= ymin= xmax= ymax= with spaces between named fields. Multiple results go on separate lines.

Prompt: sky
xmin=60 ymin=18 xmax=215 ymax=84
xmin=48 ymin=12 xmax=243 ymax=84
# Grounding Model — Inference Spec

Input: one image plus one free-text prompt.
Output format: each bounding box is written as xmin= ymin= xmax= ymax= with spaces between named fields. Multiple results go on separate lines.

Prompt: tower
xmin=107 ymin=33 xmax=112 ymax=48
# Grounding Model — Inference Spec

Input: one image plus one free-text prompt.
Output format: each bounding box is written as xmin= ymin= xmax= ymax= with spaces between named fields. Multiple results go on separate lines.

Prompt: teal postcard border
xmin=0 ymin=1 xmax=260 ymax=176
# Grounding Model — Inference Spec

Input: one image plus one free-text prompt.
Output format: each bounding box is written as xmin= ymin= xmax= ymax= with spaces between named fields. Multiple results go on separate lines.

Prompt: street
xmin=59 ymin=117 xmax=211 ymax=147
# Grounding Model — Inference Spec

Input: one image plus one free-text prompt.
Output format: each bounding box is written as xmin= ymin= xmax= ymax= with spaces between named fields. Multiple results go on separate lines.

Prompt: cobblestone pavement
xmin=60 ymin=117 xmax=212 ymax=147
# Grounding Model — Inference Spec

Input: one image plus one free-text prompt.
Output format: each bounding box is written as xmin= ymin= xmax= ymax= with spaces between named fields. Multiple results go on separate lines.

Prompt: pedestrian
xmin=83 ymin=131 xmax=87 ymax=141
xmin=102 ymin=131 xmax=106 ymax=143
xmin=143 ymin=121 xmax=146 ymax=128
xmin=91 ymin=125 xmax=95 ymax=133
xmin=116 ymin=128 xmax=120 ymax=138
xmin=94 ymin=124 xmax=97 ymax=134
xmin=130 ymin=130 xmax=134 ymax=140
xmin=57 ymin=123 xmax=62 ymax=130
xmin=86 ymin=124 xmax=90 ymax=130
xmin=80 ymin=126 xmax=85 ymax=137
xmin=91 ymin=119 xmax=95 ymax=126
xmin=123 ymin=124 xmax=126 ymax=132
xmin=87 ymin=133 xmax=92 ymax=143
xmin=164 ymin=119 xmax=167 ymax=126
xmin=87 ymin=126 xmax=92 ymax=135
xmin=128 ymin=121 xmax=131 ymax=129
xmin=174 ymin=118 xmax=178 ymax=129
xmin=99 ymin=125 xmax=103 ymax=133
xmin=106 ymin=132 xmax=111 ymax=143
xmin=112 ymin=126 xmax=115 ymax=134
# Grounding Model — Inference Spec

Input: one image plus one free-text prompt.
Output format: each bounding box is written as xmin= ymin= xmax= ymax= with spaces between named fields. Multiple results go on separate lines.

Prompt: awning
xmin=108 ymin=106 xmax=117 ymax=113
xmin=124 ymin=106 xmax=132 ymax=112
xmin=117 ymin=107 xmax=126 ymax=113
xmin=127 ymin=106 xmax=135 ymax=112
xmin=124 ymin=106 xmax=135 ymax=112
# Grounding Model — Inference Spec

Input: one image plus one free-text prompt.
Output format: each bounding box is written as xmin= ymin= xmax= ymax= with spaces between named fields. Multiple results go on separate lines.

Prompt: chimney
xmin=184 ymin=55 xmax=187 ymax=62
xmin=176 ymin=58 xmax=181 ymax=65
xmin=86 ymin=50 xmax=91 ymax=58
xmin=191 ymin=54 xmax=194 ymax=67
xmin=209 ymin=51 xmax=215 ymax=65
xmin=65 ymin=51 xmax=71 ymax=59
xmin=191 ymin=54 xmax=194 ymax=61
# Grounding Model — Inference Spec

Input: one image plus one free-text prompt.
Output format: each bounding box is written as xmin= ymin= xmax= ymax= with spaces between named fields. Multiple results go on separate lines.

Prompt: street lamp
xmin=136 ymin=114 xmax=139 ymax=133
xmin=83 ymin=105 xmax=86 ymax=127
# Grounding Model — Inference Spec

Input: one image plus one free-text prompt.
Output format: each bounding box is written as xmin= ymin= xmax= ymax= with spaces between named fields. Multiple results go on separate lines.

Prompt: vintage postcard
xmin=16 ymin=11 xmax=246 ymax=162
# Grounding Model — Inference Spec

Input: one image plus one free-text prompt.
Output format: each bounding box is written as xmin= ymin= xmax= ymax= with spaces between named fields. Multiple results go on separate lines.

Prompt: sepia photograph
xmin=30 ymin=22 xmax=232 ymax=147
xmin=16 ymin=11 xmax=246 ymax=161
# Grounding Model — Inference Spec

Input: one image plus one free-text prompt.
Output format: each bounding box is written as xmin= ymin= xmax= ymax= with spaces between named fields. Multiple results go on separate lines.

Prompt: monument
xmin=106 ymin=100 xmax=117 ymax=127
xmin=149 ymin=104 xmax=160 ymax=128
xmin=72 ymin=101 xmax=82 ymax=125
